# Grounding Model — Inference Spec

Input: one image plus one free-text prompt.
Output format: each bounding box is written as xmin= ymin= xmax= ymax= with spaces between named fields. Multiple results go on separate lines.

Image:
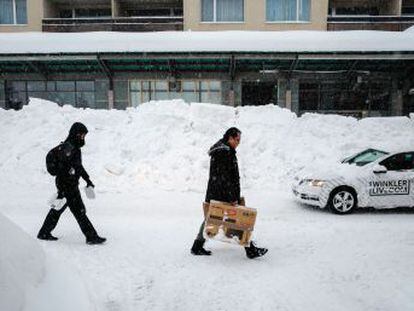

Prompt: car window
xmin=344 ymin=149 xmax=388 ymax=166
xmin=379 ymin=152 xmax=414 ymax=171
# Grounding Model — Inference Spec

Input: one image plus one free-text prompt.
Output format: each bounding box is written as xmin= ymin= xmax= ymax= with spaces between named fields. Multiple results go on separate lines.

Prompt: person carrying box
xmin=190 ymin=127 xmax=267 ymax=259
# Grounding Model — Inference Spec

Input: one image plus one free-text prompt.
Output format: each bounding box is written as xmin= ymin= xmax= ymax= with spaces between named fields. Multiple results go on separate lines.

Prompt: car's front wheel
xmin=328 ymin=187 xmax=357 ymax=214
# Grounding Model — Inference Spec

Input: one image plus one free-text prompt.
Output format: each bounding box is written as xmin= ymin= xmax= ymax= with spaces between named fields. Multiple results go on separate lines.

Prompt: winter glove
xmin=84 ymin=186 xmax=96 ymax=200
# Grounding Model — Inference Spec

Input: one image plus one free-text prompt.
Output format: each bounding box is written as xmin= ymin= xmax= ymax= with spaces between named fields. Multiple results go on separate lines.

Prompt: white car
xmin=292 ymin=149 xmax=414 ymax=214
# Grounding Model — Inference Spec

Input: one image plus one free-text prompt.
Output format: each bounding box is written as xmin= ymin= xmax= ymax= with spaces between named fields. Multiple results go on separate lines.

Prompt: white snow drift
xmin=0 ymin=212 xmax=45 ymax=311
xmin=1 ymin=98 xmax=414 ymax=311
xmin=0 ymin=98 xmax=413 ymax=193
xmin=0 ymin=211 xmax=92 ymax=311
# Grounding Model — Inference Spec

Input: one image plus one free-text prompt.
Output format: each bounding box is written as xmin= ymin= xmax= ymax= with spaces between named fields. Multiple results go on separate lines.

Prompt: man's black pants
xmin=38 ymin=187 xmax=97 ymax=240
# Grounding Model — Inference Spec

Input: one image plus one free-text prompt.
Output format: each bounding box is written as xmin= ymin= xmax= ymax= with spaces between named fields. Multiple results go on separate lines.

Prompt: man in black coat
xmin=191 ymin=127 xmax=267 ymax=259
xmin=37 ymin=122 xmax=106 ymax=245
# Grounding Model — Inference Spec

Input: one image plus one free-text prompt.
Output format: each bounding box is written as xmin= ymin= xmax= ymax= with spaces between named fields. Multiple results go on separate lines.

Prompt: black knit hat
xmin=69 ymin=122 xmax=88 ymax=137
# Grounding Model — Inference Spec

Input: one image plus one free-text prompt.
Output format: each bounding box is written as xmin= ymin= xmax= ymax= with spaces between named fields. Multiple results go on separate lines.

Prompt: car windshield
xmin=342 ymin=149 xmax=389 ymax=166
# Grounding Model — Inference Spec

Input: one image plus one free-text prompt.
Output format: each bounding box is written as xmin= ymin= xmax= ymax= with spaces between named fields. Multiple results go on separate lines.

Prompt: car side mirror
xmin=373 ymin=165 xmax=387 ymax=174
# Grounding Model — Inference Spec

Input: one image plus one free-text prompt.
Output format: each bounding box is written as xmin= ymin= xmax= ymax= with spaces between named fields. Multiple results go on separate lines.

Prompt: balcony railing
xmin=42 ymin=16 xmax=184 ymax=32
xmin=327 ymin=15 xmax=414 ymax=31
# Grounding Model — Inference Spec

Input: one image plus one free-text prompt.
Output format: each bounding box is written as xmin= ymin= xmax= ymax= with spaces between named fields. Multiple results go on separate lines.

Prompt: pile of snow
xmin=1 ymin=98 xmax=414 ymax=311
xmin=1 ymin=98 xmax=413 ymax=193
xmin=0 ymin=212 xmax=45 ymax=311
xmin=0 ymin=30 xmax=414 ymax=54
xmin=405 ymin=25 xmax=414 ymax=33
xmin=0 ymin=211 xmax=93 ymax=311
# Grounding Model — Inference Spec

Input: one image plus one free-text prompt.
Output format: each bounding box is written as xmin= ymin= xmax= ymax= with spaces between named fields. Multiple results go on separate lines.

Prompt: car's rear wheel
xmin=328 ymin=188 xmax=357 ymax=214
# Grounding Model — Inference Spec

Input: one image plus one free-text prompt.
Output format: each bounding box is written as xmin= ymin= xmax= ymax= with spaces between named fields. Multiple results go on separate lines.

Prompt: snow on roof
xmin=0 ymin=30 xmax=414 ymax=55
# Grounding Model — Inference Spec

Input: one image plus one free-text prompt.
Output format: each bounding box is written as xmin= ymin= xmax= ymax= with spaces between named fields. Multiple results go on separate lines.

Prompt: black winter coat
xmin=55 ymin=142 xmax=90 ymax=191
xmin=205 ymin=139 xmax=240 ymax=204
xmin=54 ymin=123 xmax=90 ymax=191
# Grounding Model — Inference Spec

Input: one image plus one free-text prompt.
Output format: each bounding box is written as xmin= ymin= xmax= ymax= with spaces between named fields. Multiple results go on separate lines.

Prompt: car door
xmin=367 ymin=152 xmax=414 ymax=208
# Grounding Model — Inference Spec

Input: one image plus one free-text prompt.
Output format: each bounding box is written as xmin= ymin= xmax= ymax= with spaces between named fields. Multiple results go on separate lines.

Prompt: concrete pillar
xmin=221 ymin=80 xmax=236 ymax=106
xmin=290 ymin=79 xmax=300 ymax=115
xmin=112 ymin=0 xmax=120 ymax=17
xmin=278 ymin=78 xmax=299 ymax=114
xmin=228 ymin=90 xmax=235 ymax=106
xmin=277 ymin=79 xmax=287 ymax=108
xmin=113 ymin=80 xmax=129 ymax=109
xmin=0 ymin=80 xmax=5 ymax=109
xmin=108 ymin=90 xmax=114 ymax=109
xmin=108 ymin=78 xmax=114 ymax=109
xmin=222 ymin=80 xmax=241 ymax=106
xmin=391 ymin=79 xmax=403 ymax=116
xmin=233 ymin=81 xmax=242 ymax=106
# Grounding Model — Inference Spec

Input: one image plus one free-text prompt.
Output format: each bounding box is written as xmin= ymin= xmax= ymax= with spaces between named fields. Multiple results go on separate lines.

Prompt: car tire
xmin=328 ymin=187 xmax=357 ymax=215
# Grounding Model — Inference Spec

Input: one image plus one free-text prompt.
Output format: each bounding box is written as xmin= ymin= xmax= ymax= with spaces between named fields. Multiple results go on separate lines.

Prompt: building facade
xmin=0 ymin=1 xmax=413 ymax=117
xmin=1 ymin=0 xmax=414 ymax=33
xmin=1 ymin=0 xmax=184 ymax=32
xmin=184 ymin=0 xmax=329 ymax=31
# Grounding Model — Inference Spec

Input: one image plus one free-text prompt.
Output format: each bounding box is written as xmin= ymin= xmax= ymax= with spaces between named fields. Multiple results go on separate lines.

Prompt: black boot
xmin=245 ymin=241 xmax=268 ymax=259
xmin=37 ymin=209 xmax=61 ymax=241
xmin=37 ymin=232 xmax=58 ymax=241
xmin=191 ymin=239 xmax=212 ymax=256
xmin=86 ymin=235 xmax=106 ymax=245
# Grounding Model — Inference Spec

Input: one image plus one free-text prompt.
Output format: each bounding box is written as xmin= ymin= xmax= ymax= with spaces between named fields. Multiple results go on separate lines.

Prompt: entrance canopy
xmin=0 ymin=30 xmax=413 ymax=74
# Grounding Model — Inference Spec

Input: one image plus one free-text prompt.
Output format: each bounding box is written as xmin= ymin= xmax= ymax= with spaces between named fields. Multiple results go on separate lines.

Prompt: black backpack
xmin=46 ymin=143 xmax=66 ymax=176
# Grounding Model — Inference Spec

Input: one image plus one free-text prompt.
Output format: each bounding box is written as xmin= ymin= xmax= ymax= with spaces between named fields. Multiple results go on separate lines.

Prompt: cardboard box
xmin=203 ymin=199 xmax=256 ymax=246
xmin=203 ymin=197 xmax=245 ymax=217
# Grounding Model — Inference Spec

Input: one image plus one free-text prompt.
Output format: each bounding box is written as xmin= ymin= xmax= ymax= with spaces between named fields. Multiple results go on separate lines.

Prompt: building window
xmin=6 ymin=80 xmax=96 ymax=109
xmin=0 ymin=0 xmax=27 ymax=25
xmin=129 ymin=80 xmax=221 ymax=107
xmin=201 ymin=0 xmax=244 ymax=22
xmin=299 ymin=81 xmax=391 ymax=116
xmin=266 ymin=0 xmax=310 ymax=22
xmin=402 ymin=0 xmax=414 ymax=15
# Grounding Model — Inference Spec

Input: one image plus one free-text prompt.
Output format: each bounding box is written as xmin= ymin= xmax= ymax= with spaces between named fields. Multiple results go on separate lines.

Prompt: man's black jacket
xmin=53 ymin=123 xmax=90 ymax=191
xmin=205 ymin=139 xmax=240 ymax=203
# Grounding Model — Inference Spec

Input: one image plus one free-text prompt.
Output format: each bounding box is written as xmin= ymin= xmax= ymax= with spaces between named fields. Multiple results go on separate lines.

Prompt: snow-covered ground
xmin=1 ymin=99 xmax=414 ymax=311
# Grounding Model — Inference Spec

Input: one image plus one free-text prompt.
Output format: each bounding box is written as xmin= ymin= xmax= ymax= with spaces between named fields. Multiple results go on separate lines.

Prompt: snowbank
xmin=1 ymin=99 xmax=414 ymax=311
xmin=0 ymin=212 xmax=45 ymax=311
xmin=0 ymin=30 xmax=414 ymax=54
xmin=0 ymin=211 xmax=93 ymax=311
xmin=405 ymin=26 xmax=414 ymax=33
xmin=0 ymin=98 xmax=413 ymax=193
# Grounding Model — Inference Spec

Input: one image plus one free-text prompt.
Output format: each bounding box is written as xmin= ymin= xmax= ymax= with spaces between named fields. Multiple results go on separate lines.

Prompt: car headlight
xmin=301 ymin=179 xmax=326 ymax=187
xmin=309 ymin=179 xmax=326 ymax=187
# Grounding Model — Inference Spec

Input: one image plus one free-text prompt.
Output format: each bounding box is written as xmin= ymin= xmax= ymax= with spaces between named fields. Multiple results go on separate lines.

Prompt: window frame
xmin=265 ymin=0 xmax=311 ymax=23
xmin=0 ymin=0 xmax=27 ymax=25
xmin=6 ymin=80 xmax=95 ymax=108
xmin=343 ymin=149 xmax=389 ymax=167
xmin=379 ymin=152 xmax=414 ymax=172
xmin=129 ymin=79 xmax=222 ymax=106
xmin=201 ymin=0 xmax=245 ymax=23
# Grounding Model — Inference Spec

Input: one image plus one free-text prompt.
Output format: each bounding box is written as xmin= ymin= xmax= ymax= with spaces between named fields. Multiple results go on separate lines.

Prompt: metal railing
xmin=327 ymin=15 xmax=414 ymax=31
xmin=42 ymin=16 xmax=184 ymax=32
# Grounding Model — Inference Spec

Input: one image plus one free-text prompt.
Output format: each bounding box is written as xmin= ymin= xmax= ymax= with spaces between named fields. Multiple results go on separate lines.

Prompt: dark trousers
xmin=38 ymin=187 xmax=97 ymax=240
xmin=196 ymin=221 xmax=206 ymax=243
